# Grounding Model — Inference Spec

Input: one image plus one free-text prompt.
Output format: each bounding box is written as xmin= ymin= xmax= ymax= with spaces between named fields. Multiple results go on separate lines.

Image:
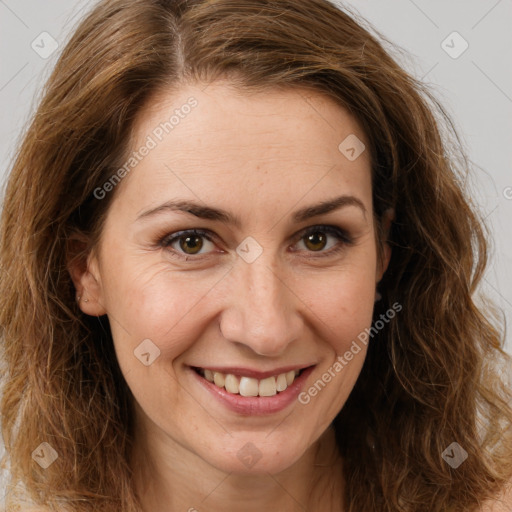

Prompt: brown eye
xmin=303 ymin=231 xmax=327 ymax=252
xmin=178 ymin=235 xmax=204 ymax=255
xmin=294 ymin=225 xmax=354 ymax=257
xmin=160 ymin=229 xmax=216 ymax=258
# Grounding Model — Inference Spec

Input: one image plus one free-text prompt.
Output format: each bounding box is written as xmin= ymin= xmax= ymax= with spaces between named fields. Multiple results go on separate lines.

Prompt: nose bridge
xmin=220 ymin=253 xmax=301 ymax=356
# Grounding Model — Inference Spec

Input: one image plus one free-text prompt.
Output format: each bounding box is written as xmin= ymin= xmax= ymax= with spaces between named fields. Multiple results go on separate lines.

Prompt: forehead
xmin=111 ymin=81 xmax=373 ymax=223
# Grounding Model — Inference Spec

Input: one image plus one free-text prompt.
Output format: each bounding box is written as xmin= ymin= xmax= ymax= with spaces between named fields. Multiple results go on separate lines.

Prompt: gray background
xmin=0 ymin=1 xmax=511 ymax=348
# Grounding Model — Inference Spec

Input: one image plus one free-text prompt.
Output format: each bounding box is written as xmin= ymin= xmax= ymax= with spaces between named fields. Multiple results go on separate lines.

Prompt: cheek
xmin=299 ymin=260 xmax=376 ymax=376
xmin=104 ymin=265 xmax=222 ymax=353
xmin=102 ymin=263 xmax=219 ymax=417
xmin=300 ymin=263 xmax=377 ymax=352
xmin=291 ymin=266 xmax=376 ymax=426
xmin=99 ymin=246 xmax=257 ymax=398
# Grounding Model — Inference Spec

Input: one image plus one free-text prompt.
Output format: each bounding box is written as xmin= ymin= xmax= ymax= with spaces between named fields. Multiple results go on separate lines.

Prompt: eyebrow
xmin=136 ymin=194 xmax=367 ymax=227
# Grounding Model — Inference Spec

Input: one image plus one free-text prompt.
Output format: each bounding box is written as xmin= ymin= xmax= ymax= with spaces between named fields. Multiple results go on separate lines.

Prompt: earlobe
xmin=66 ymin=235 xmax=107 ymax=317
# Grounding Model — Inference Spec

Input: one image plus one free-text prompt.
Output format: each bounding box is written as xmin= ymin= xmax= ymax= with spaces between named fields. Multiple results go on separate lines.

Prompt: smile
xmin=190 ymin=365 xmax=315 ymax=415
xmin=193 ymin=367 xmax=303 ymax=397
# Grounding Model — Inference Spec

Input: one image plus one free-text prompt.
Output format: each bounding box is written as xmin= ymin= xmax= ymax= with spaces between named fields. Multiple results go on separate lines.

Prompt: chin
xmin=196 ymin=433 xmax=309 ymax=476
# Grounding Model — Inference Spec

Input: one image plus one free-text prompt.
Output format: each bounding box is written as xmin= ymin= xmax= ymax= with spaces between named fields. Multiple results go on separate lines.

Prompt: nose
xmin=219 ymin=257 xmax=304 ymax=357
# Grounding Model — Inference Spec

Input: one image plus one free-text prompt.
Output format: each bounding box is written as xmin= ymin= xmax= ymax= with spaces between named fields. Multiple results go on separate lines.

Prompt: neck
xmin=131 ymin=417 xmax=345 ymax=512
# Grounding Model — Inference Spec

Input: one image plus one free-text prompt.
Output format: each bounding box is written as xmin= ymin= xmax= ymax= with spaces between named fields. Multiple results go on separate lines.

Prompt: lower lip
xmin=190 ymin=366 xmax=315 ymax=416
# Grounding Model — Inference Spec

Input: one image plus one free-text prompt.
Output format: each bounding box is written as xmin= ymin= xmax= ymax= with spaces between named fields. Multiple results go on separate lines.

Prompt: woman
xmin=0 ymin=0 xmax=511 ymax=510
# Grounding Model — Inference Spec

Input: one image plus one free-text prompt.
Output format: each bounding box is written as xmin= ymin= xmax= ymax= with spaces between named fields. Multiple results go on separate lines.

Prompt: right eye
xmin=159 ymin=229 xmax=219 ymax=259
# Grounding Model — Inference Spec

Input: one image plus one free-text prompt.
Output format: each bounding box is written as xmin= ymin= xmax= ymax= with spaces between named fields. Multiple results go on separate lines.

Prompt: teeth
xmin=259 ymin=376 xmax=277 ymax=396
xmin=213 ymin=372 xmax=225 ymax=387
xmin=276 ymin=373 xmax=288 ymax=392
xmin=200 ymin=368 xmax=302 ymax=397
xmin=239 ymin=376 xmax=259 ymax=397
xmin=224 ymin=374 xmax=239 ymax=394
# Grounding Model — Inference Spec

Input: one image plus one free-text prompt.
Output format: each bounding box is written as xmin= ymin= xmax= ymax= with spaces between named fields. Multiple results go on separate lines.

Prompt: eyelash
xmin=158 ymin=225 xmax=354 ymax=261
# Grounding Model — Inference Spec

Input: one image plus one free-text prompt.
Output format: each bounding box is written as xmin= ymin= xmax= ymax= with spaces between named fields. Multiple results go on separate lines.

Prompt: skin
xmin=69 ymin=81 xmax=393 ymax=511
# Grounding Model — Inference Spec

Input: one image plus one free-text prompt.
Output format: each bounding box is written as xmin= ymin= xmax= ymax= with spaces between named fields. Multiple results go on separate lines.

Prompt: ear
xmin=376 ymin=207 xmax=394 ymax=283
xmin=66 ymin=232 xmax=107 ymax=316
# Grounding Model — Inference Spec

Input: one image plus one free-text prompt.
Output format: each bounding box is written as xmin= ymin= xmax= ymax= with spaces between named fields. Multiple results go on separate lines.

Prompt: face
xmin=72 ymin=81 xmax=391 ymax=476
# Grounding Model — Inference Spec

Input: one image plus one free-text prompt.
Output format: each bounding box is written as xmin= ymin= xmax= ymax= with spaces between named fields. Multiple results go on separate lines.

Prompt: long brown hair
xmin=1 ymin=0 xmax=511 ymax=510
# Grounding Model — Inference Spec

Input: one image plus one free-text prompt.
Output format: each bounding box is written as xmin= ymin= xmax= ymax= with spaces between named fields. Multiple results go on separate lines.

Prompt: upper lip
xmin=191 ymin=364 xmax=315 ymax=380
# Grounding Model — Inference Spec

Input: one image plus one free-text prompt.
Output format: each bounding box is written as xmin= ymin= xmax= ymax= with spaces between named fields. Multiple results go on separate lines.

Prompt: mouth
xmin=192 ymin=366 xmax=306 ymax=397
xmin=190 ymin=364 xmax=316 ymax=415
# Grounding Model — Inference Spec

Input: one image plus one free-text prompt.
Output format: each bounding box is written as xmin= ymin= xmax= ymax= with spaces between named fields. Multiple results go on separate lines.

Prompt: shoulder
xmin=480 ymin=479 xmax=512 ymax=512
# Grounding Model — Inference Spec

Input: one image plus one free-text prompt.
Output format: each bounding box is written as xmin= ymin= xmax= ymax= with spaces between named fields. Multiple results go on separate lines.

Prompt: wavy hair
xmin=1 ymin=0 xmax=511 ymax=510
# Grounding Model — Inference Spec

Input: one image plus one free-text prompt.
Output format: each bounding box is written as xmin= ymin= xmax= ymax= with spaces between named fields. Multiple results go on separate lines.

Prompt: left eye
xmin=295 ymin=226 xmax=351 ymax=254
xmin=159 ymin=226 xmax=353 ymax=259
